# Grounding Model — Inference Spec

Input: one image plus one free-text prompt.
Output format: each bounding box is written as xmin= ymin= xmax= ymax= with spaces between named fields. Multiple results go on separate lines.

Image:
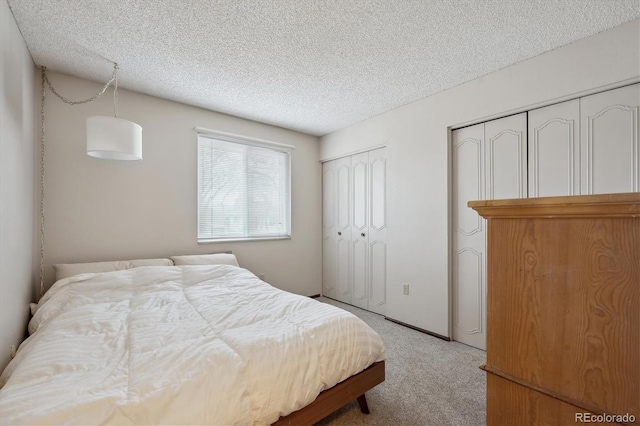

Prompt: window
xmin=197 ymin=131 xmax=292 ymax=242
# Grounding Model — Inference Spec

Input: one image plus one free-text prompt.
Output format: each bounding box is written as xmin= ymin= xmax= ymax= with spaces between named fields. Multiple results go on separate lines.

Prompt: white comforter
xmin=0 ymin=265 xmax=385 ymax=425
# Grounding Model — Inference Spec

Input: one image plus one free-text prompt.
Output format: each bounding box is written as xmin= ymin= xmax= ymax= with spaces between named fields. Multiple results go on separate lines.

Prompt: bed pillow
xmin=129 ymin=258 xmax=174 ymax=268
xmin=170 ymin=253 xmax=239 ymax=267
xmin=54 ymin=258 xmax=173 ymax=281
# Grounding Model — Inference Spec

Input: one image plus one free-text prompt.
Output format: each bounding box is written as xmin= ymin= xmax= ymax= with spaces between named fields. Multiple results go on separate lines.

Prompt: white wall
xmin=320 ymin=20 xmax=640 ymax=337
xmin=39 ymin=72 xmax=321 ymax=296
xmin=0 ymin=0 xmax=36 ymax=371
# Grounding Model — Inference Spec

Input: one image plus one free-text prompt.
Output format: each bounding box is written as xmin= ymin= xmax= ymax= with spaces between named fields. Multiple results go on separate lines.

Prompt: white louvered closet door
xmin=322 ymin=160 xmax=337 ymax=300
xmin=528 ymin=99 xmax=580 ymax=197
xmin=580 ymin=84 xmax=640 ymax=194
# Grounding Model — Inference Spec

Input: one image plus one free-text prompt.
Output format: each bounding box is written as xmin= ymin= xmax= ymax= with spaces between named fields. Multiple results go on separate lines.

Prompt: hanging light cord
xmin=38 ymin=69 xmax=46 ymax=300
xmin=42 ymin=63 xmax=119 ymax=116
xmin=38 ymin=63 xmax=119 ymax=299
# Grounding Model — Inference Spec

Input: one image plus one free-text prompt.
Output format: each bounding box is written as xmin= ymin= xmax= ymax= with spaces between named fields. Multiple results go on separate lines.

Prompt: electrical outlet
xmin=402 ymin=283 xmax=409 ymax=295
xmin=10 ymin=344 xmax=16 ymax=359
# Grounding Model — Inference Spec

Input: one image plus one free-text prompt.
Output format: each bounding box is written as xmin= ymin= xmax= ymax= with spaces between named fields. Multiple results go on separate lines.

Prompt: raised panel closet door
xmin=485 ymin=113 xmax=528 ymax=200
xmin=528 ymin=99 xmax=580 ymax=197
xmin=368 ymin=147 xmax=386 ymax=315
xmin=335 ymin=156 xmax=352 ymax=304
xmin=452 ymin=123 xmax=486 ymax=350
xmin=580 ymin=84 xmax=640 ymax=194
xmin=322 ymin=160 xmax=337 ymax=300
xmin=351 ymin=152 xmax=369 ymax=310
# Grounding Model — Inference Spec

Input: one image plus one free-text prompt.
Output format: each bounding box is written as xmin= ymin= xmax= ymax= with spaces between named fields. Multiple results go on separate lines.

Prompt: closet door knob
xmin=361 ymin=233 xmax=366 ymax=237
xmin=338 ymin=231 xmax=342 ymax=236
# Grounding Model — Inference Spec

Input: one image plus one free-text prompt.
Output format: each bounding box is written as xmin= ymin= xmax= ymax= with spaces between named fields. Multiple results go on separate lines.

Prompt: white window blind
xmin=197 ymin=133 xmax=292 ymax=242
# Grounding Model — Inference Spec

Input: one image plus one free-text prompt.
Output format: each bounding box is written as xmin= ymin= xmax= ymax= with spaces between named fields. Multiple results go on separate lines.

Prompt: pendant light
xmin=86 ymin=116 xmax=142 ymax=160
xmin=42 ymin=63 xmax=143 ymax=161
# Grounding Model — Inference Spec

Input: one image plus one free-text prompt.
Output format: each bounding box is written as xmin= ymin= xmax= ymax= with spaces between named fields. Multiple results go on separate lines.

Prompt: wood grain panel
xmin=486 ymin=373 xmax=620 ymax=426
xmin=487 ymin=217 xmax=639 ymax=417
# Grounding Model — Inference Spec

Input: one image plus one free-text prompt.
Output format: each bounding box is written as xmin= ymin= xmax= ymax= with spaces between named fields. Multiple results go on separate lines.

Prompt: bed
xmin=0 ymin=260 xmax=386 ymax=425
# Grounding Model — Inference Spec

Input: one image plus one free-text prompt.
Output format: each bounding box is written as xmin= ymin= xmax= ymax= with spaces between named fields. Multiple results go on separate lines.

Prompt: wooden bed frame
xmin=273 ymin=361 xmax=385 ymax=426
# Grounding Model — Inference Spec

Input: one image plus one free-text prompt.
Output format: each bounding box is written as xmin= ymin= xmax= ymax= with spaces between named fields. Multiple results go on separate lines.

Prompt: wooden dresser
xmin=469 ymin=193 xmax=639 ymax=426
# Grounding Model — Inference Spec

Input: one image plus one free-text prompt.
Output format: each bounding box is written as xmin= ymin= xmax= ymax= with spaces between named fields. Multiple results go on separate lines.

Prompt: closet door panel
xmin=351 ymin=152 xmax=369 ymax=310
xmin=368 ymin=147 xmax=387 ymax=315
xmin=352 ymin=154 xmax=368 ymax=231
xmin=369 ymin=241 xmax=386 ymax=314
xmin=485 ymin=113 xmax=528 ymax=200
xmin=335 ymin=156 xmax=352 ymax=303
xmin=452 ymin=123 xmax=486 ymax=350
xmin=454 ymin=129 xmax=484 ymax=235
xmin=528 ymin=99 xmax=580 ymax=197
xmin=322 ymin=161 xmax=337 ymax=299
xmin=323 ymin=148 xmax=387 ymax=312
xmin=352 ymin=238 xmax=368 ymax=308
xmin=581 ymin=84 xmax=640 ymax=194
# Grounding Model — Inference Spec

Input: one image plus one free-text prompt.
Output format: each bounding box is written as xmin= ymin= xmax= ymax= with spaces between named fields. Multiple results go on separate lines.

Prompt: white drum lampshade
xmin=87 ymin=116 xmax=143 ymax=161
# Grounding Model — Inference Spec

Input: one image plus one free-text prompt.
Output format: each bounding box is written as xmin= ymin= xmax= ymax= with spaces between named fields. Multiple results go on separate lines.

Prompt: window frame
xmin=196 ymin=128 xmax=294 ymax=243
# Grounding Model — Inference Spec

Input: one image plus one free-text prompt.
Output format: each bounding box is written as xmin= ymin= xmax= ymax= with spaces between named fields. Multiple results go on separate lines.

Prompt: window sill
xmin=197 ymin=236 xmax=291 ymax=244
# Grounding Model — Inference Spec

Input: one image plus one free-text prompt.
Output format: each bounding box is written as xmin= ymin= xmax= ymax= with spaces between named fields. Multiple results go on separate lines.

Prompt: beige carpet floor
xmin=315 ymin=297 xmax=486 ymax=426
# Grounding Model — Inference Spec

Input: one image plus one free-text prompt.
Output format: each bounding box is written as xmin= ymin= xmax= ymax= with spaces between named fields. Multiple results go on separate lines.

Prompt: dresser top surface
xmin=469 ymin=192 xmax=640 ymax=218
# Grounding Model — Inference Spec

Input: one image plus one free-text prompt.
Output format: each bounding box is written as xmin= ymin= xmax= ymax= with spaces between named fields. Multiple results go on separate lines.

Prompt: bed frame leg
xmin=356 ymin=394 xmax=370 ymax=414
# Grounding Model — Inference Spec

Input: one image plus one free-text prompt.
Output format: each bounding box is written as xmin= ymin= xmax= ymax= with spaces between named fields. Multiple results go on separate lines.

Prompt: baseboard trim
xmin=385 ymin=317 xmax=451 ymax=341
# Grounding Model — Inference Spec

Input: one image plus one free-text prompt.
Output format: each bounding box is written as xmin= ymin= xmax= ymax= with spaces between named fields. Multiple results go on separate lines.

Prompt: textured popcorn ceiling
xmin=7 ymin=0 xmax=640 ymax=136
